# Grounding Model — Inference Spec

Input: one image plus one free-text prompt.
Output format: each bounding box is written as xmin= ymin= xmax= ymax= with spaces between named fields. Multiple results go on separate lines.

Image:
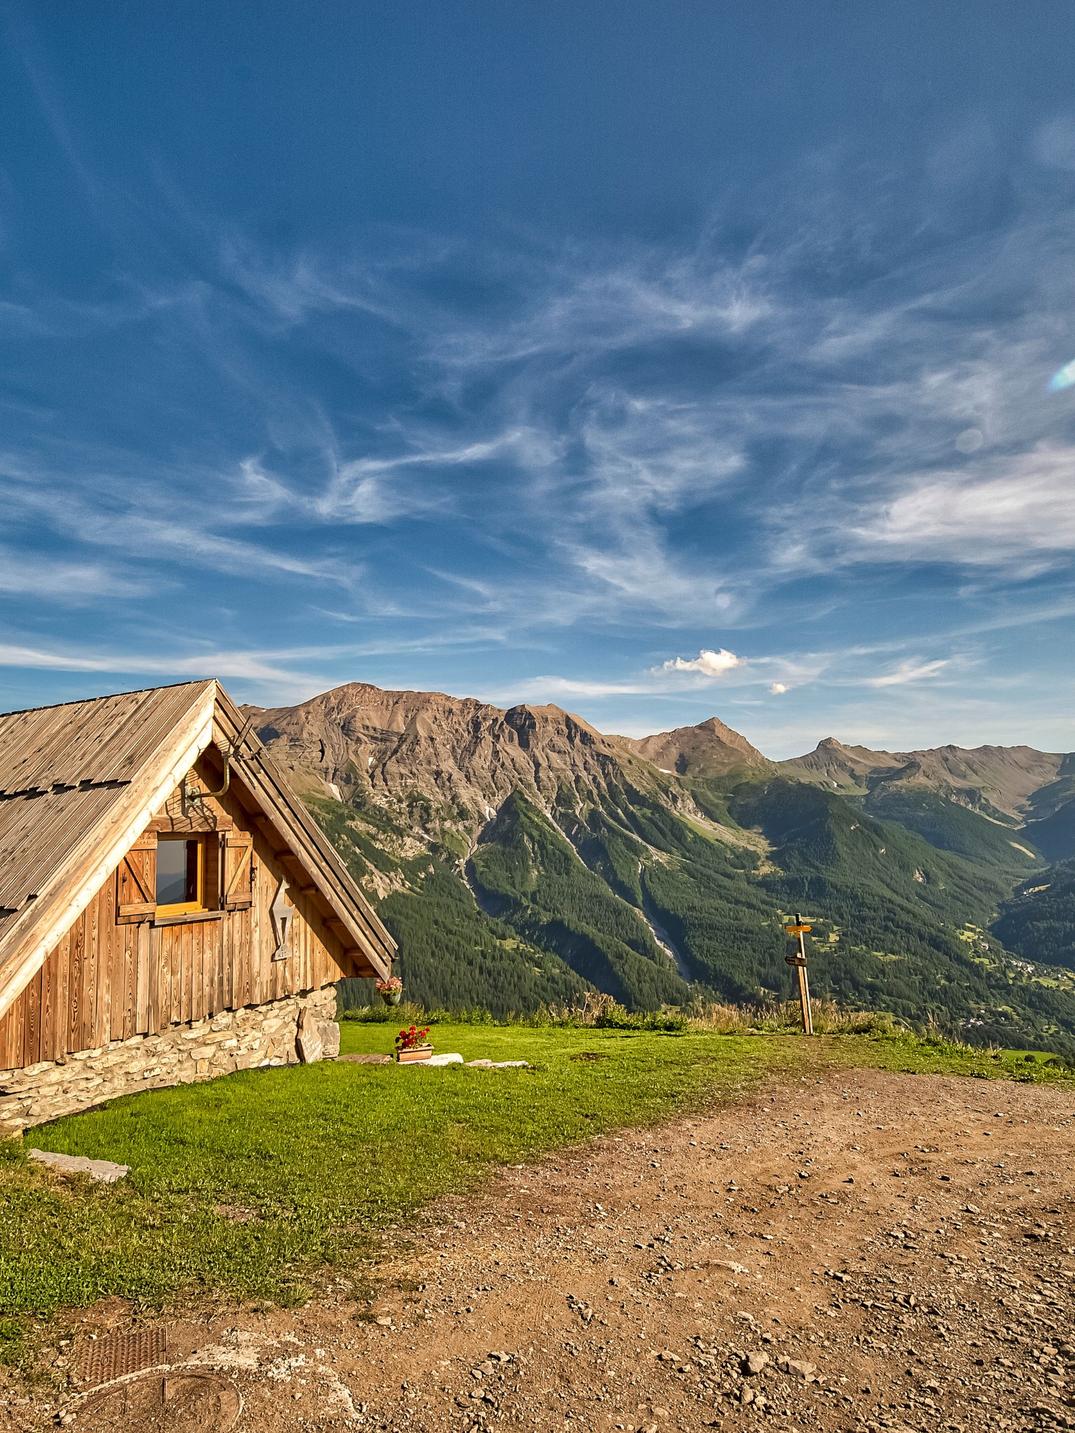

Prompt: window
xmin=155 ymin=835 xmax=206 ymax=915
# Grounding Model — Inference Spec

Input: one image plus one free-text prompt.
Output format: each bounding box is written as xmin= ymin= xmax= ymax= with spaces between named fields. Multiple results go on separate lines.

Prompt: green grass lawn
xmin=0 ymin=1020 xmax=1071 ymax=1348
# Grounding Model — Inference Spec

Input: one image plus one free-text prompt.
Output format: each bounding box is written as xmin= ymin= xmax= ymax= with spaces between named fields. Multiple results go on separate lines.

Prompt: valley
xmin=249 ymin=683 xmax=1075 ymax=1057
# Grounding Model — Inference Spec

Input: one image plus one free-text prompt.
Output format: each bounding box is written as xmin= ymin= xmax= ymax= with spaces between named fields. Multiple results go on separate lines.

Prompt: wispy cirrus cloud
xmin=842 ymin=444 xmax=1075 ymax=574
xmin=482 ymin=640 xmax=961 ymax=712
xmin=864 ymin=658 xmax=950 ymax=689
xmin=0 ymin=549 xmax=152 ymax=601
xmin=483 ymin=675 xmax=659 ymax=703
xmin=0 ymin=642 xmax=316 ymax=684
xmin=426 ymin=246 xmax=776 ymax=371
xmin=13 ymin=159 xmax=1075 ymax=625
xmin=311 ymin=428 xmax=557 ymax=524
xmin=0 ymin=451 xmax=360 ymax=589
xmin=1033 ymin=115 xmax=1075 ymax=173
xmin=3 ymin=66 xmax=1075 ymax=744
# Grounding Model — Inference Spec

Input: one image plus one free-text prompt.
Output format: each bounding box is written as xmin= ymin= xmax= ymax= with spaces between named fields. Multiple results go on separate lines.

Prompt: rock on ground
xmin=26 ymin=1150 xmax=130 ymax=1183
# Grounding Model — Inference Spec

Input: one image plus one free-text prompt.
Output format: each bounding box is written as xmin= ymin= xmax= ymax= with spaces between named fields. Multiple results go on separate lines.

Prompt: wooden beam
xmin=253 ymin=816 xmax=302 ymax=867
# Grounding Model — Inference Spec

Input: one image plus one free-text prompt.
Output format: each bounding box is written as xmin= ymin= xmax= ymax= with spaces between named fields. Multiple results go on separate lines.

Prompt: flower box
xmin=394 ymin=1022 xmax=432 ymax=1061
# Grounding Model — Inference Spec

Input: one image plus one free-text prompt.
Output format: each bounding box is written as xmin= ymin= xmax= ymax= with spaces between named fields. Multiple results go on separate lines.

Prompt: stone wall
xmin=0 ymin=985 xmax=340 ymax=1137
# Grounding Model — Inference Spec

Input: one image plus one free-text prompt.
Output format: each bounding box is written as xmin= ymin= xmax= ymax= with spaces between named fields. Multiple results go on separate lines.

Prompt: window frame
xmin=154 ymin=833 xmax=208 ymax=917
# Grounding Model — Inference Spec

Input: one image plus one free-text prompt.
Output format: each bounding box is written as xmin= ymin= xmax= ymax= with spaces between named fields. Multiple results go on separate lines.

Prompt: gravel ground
xmin=6 ymin=1067 xmax=1074 ymax=1433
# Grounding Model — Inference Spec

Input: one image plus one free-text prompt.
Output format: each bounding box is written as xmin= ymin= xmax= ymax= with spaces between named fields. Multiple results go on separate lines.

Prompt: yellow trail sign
xmin=784 ymin=923 xmax=812 ymax=935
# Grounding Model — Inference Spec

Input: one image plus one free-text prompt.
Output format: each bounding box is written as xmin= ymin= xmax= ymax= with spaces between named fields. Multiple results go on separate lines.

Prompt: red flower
xmin=394 ymin=1021 xmax=434 ymax=1052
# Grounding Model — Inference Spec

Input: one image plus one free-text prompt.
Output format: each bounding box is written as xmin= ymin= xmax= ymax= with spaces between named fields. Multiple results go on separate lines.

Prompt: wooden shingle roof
xmin=0 ymin=680 xmax=395 ymax=1017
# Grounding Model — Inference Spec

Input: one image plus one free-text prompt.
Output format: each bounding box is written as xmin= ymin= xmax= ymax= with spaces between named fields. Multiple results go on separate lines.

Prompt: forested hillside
xmin=253 ymin=683 xmax=1075 ymax=1057
xmin=1026 ymin=798 xmax=1075 ymax=863
xmin=860 ymin=788 xmax=1041 ymax=872
xmin=994 ymin=861 xmax=1075 ymax=971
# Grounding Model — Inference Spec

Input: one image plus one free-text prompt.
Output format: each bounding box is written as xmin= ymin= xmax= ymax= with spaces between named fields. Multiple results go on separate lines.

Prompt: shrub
xmin=341 ymin=1000 xmax=500 ymax=1026
xmin=535 ymin=991 xmax=687 ymax=1032
xmin=341 ymin=999 xmax=428 ymax=1025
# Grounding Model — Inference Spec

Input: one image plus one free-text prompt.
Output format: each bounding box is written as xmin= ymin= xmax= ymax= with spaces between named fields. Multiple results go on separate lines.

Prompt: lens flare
xmin=1049 ymin=360 xmax=1075 ymax=392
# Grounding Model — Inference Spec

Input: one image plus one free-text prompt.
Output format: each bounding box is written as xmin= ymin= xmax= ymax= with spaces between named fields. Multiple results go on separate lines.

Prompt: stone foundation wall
xmin=0 ymin=985 xmax=340 ymax=1137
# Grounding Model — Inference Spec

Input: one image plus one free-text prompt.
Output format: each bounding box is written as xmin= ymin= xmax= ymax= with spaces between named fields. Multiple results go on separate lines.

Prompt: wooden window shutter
xmin=116 ymin=834 xmax=157 ymax=922
xmin=203 ymin=834 xmax=222 ymax=911
xmin=222 ymin=832 xmax=254 ymax=910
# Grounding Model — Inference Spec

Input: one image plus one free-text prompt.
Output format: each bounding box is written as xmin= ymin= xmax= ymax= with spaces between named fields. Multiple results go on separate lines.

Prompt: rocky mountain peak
xmin=251 ymin=681 xmax=653 ymax=832
xmin=250 ymin=678 xmax=1073 ymax=831
xmin=503 ymin=703 xmax=602 ymax=749
xmin=617 ymin=714 xmax=768 ymax=778
xmin=783 ymin=734 xmax=1069 ymax=819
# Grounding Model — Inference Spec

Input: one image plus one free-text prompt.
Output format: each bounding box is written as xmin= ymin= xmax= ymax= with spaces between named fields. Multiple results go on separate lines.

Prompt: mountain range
xmin=249 ymin=683 xmax=1075 ymax=1057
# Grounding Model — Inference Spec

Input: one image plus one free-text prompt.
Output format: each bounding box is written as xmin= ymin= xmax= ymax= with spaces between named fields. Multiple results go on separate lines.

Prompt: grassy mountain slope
xmin=1025 ymin=754 xmax=1075 ymax=818
xmin=717 ymin=780 xmax=1015 ymax=1027
xmin=729 ymin=779 xmax=1014 ymax=922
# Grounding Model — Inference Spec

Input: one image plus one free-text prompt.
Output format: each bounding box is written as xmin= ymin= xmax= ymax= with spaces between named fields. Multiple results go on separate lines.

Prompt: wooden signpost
xmin=784 ymin=911 xmax=814 ymax=1035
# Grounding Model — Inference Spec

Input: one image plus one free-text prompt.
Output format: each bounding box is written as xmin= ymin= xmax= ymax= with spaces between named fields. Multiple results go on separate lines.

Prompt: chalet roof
xmin=0 ymin=680 xmax=395 ymax=1018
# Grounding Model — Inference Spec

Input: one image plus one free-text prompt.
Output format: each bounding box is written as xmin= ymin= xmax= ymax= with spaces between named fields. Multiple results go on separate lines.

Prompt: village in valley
xmin=1 ymin=6 xmax=1074 ymax=1432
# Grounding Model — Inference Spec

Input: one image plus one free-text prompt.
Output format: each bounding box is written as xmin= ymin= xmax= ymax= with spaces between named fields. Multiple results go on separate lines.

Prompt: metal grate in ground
xmin=74 ymin=1326 xmax=168 ymax=1389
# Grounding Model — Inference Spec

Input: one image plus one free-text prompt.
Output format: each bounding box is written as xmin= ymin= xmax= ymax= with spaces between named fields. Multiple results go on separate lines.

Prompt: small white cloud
xmin=657 ymin=647 xmax=742 ymax=679
xmin=769 ymin=681 xmax=790 ymax=695
xmin=865 ymin=658 xmax=949 ymax=689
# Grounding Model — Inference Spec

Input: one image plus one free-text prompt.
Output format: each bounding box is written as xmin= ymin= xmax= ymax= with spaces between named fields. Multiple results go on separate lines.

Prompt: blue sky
xmin=2 ymin=3 xmax=1075 ymax=757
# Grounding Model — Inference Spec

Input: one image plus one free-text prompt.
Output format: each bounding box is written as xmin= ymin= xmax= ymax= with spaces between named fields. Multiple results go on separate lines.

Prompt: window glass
xmin=157 ymin=837 xmax=200 ymax=908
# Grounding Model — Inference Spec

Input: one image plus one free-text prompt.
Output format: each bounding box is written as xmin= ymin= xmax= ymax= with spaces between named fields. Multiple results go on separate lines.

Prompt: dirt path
xmin=7 ymin=1068 xmax=1075 ymax=1433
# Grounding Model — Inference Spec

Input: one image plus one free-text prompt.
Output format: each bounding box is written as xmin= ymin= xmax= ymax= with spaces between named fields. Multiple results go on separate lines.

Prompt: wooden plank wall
xmin=0 ymin=763 xmax=354 ymax=1069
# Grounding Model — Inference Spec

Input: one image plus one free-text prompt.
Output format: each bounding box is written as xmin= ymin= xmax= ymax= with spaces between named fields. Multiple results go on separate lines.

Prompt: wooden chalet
xmin=0 ymin=679 xmax=396 ymax=1134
